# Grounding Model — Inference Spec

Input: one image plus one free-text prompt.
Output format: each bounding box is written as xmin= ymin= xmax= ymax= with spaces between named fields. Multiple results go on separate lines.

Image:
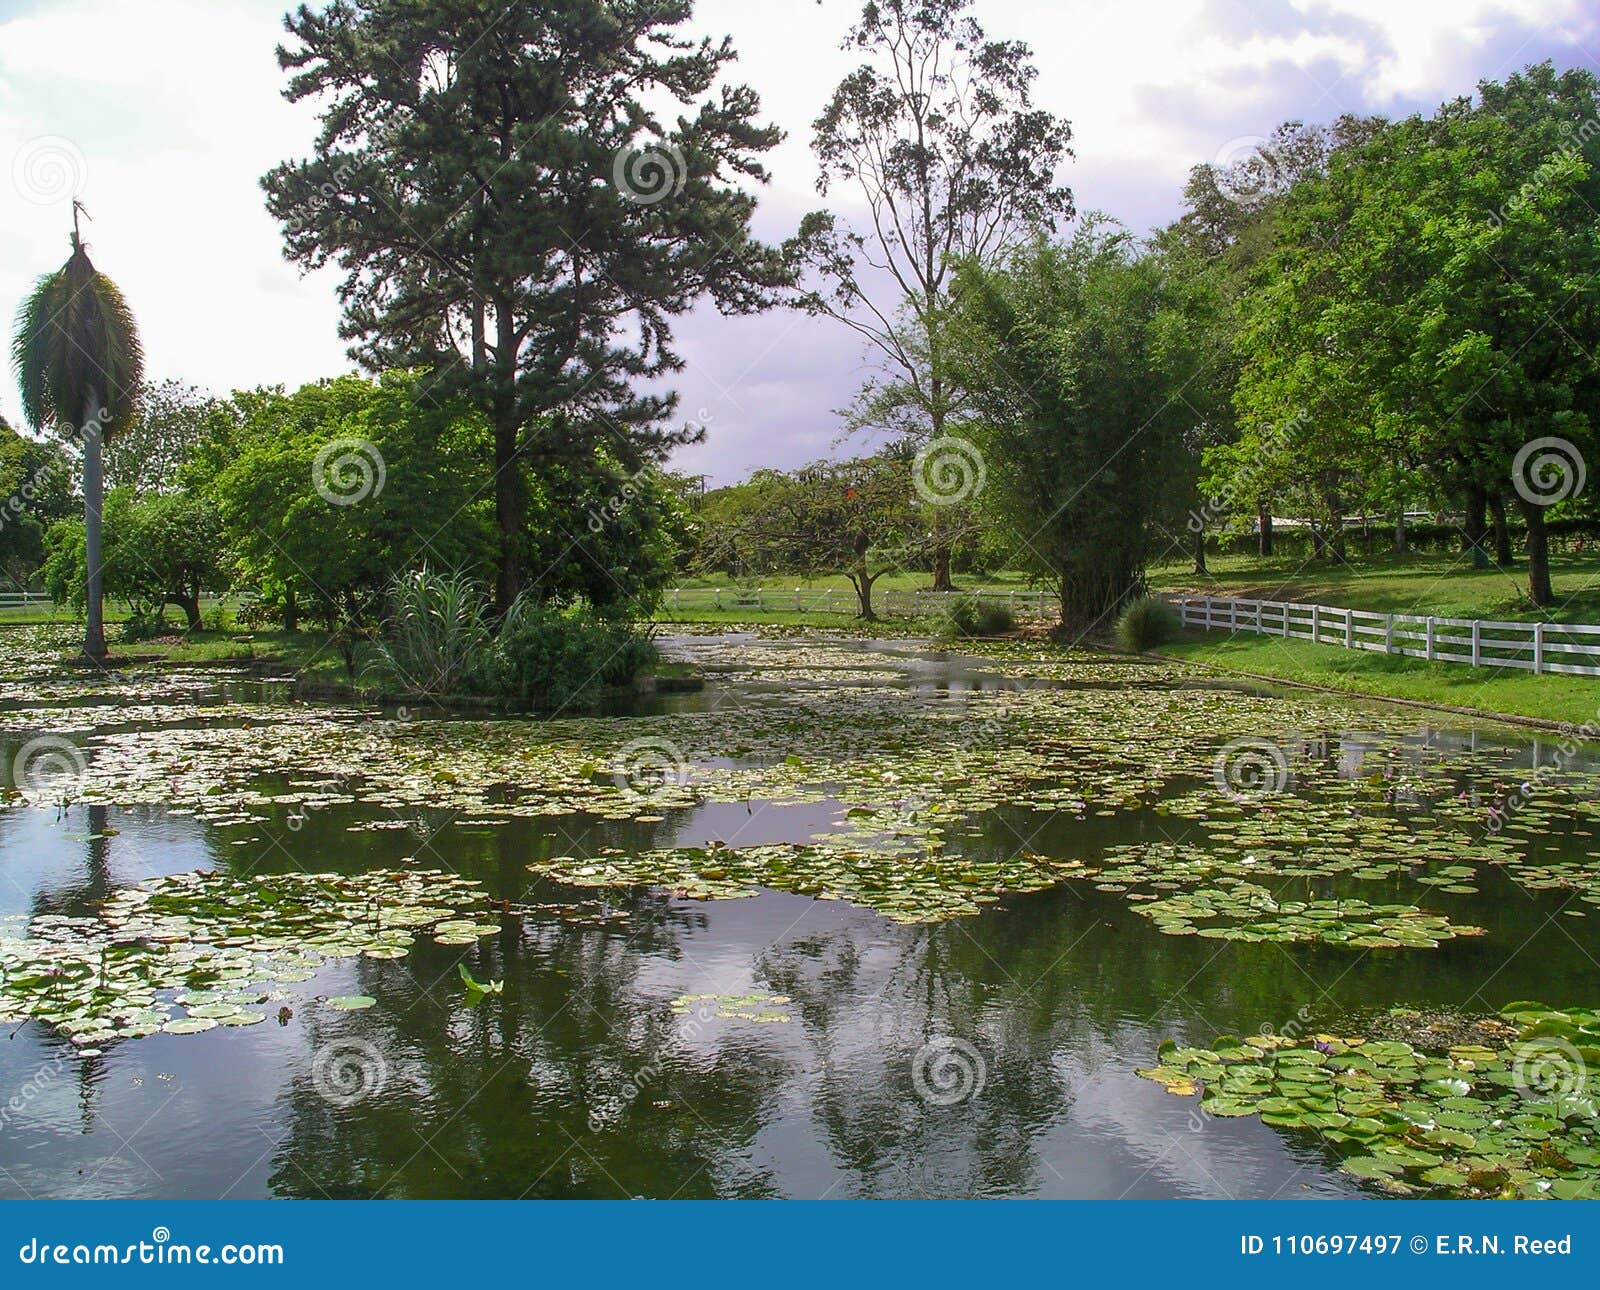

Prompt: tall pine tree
xmin=263 ymin=0 xmax=788 ymax=604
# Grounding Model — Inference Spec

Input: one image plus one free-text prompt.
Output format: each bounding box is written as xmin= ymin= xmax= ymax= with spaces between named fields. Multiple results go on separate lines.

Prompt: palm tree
xmin=11 ymin=204 xmax=142 ymax=658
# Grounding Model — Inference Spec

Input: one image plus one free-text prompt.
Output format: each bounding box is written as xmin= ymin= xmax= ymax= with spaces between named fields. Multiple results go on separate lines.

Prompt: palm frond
xmin=11 ymin=235 xmax=143 ymax=440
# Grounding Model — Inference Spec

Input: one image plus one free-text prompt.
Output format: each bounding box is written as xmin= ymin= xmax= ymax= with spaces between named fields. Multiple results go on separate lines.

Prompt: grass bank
xmin=1158 ymin=630 xmax=1596 ymax=727
xmin=1148 ymin=550 xmax=1600 ymax=623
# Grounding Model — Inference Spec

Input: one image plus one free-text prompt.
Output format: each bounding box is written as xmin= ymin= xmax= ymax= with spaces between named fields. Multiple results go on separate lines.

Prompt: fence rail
xmin=1167 ymin=594 xmax=1600 ymax=678
xmin=664 ymin=585 xmax=1058 ymax=620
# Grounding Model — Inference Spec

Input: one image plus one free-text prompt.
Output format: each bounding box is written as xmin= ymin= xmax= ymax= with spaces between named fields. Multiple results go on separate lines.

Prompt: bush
xmin=490 ymin=599 xmax=657 ymax=709
xmin=940 ymin=595 xmax=1016 ymax=639
xmin=1116 ymin=596 xmax=1179 ymax=653
xmin=122 ymin=609 xmax=170 ymax=642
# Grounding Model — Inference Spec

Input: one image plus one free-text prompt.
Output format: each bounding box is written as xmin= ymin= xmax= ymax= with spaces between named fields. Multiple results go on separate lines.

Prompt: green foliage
xmin=940 ymin=595 xmax=1015 ymax=639
xmin=0 ymin=422 xmax=74 ymax=587
xmin=952 ymin=220 xmax=1189 ymax=627
xmin=204 ymin=373 xmax=495 ymax=632
xmin=42 ymin=489 xmax=228 ymax=631
xmin=107 ymin=379 xmax=219 ymax=494
xmin=262 ymin=0 xmax=787 ymax=599
xmin=1116 ymin=597 xmax=1179 ymax=653
xmin=489 ymin=598 xmax=658 ymax=709
xmin=372 ymin=568 xmax=492 ymax=699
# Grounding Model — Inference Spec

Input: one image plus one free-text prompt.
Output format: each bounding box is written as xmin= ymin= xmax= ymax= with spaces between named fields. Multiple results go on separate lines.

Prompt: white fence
xmin=664 ymin=585 xmax=1058 ymax=620
xmin=1168 ymin=595 xmax=1600 ymax=678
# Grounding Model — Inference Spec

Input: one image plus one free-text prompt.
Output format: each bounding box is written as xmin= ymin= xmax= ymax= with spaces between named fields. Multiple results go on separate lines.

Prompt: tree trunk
xmin=852 ymin=574 xmax=876 ymax=619
xmin=283 ymin=586 xmax=298 ymax=633
xmin=494 ymin=420 xmax=522 ymax=610
xmin=1394 ymin=510 xmax=1408 ymax=554
xmin=1488 ymin=495 xmax=1514 ymax=568
xmin=1192 ymin=520 xmax=1208 ymax=575
xmin=1257 ymin=505 xmax=1273 ymax=557
xmin=1311 ymin=527 xmax=1325 ymax=561
xmin=168 ymin=594 xmax=202 ymax=633
xmin=930 ymin=532 xmax=954 ymax=593
xmin=1464 ymin=485 xmax=1489 ymax=569
xmin=1519 ymin=499 xmax=1554 ymax=608
xmin=81 ymin=391 xmax=106 ymax=659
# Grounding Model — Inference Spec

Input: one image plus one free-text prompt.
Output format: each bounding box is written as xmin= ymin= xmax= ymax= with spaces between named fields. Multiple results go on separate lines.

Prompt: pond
xmin=1 ymin=628 xmax=1597 ymax=1199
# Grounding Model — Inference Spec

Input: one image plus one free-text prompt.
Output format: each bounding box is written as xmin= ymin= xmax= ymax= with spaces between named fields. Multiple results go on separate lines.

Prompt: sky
xmin=2 ymin=0 xmax=1599 ymax=484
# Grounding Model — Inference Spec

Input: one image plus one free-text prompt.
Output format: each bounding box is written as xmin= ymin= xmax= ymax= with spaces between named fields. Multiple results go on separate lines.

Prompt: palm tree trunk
xmin=82 ymin=392 xmax=106 ymax=659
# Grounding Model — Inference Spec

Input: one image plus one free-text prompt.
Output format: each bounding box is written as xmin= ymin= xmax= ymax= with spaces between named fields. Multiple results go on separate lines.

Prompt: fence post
xmin=1426 ymin=618 xmax=1436 ymax=661
xmin=1009 ymin=590 xmax=1016 ymax=617
xmin=1384 ymin=614 xmax=1394 ymax=654
xmin=1471 ymin=621 xmax=1481 ymax=667
xmin=1344 ymin=611 xmax=1354 ymax=649
xmin=1534 ymin=622 xmax=1545 ymax=675
xmin=1254 ymin=601 xmax=1262 ymax=634
xmin=1311 ymin=604 xmax=1320 ymax=644
xmin=715 ymin=588 xmax=722 ymax=610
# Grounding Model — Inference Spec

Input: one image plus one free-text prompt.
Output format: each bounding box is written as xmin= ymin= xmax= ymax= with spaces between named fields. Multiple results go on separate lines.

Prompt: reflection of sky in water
xmin=0 ymin=638 xmax=1596 ymax=1199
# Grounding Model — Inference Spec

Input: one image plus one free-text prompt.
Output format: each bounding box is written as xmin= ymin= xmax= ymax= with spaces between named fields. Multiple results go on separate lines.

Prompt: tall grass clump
xmin=373 ymin=568 xmax=493 ymax=698
xmin=1116 ymin=596 xmax=1179 ymax=653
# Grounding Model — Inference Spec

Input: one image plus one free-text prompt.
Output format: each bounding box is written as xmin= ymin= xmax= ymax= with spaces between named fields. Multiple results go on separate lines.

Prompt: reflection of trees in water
xmin=267 ymin=833 xmax=787 ymax=1198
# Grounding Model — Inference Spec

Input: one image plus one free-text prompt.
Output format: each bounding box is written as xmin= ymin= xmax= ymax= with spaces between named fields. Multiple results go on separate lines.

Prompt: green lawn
xmin=1148 ymin=549 xmax=1600 ymax=623
xmin=1159 ymin=630 xmax=1595 ymax=726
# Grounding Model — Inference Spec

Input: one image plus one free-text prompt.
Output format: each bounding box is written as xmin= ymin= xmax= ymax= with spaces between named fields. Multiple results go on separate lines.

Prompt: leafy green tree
xmin=106 ymin=379 xmax=219 ymax=495
xmin=789 ymin=0 xmax=1072 ymax=591
xmin=11 ymin=210 xmax=143 ymax=656
xmin=0 ymin=419 xmax=75 ymax=588
xmin=261 ymin=0 xmax=788 ymax=607
xmin=952 ymin=221 xmax=1186 ymax=628
xmin=42 ymin=489 xmax=229 ymax=631
xmin=205 ymin=373 xmax=496 ymax=634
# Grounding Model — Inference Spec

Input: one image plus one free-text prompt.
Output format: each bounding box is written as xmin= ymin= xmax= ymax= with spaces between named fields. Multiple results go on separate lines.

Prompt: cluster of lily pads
xmin=0 ymin=870 xmax=491 ymax=1050
xmin=670 ymin=991 xmax=792 ymax=1023
xmin=1139 ymin=1003 xmax=1600 ymax=1198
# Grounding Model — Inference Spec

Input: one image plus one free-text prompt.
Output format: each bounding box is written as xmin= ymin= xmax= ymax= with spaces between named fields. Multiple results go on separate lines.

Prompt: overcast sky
xmin=3 ymin=0 xmax=1598 ymax=483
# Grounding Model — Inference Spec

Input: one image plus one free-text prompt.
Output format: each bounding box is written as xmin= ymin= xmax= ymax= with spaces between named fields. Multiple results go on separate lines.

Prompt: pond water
xmin=1 ymin=629 xmax=1597 ymax=1199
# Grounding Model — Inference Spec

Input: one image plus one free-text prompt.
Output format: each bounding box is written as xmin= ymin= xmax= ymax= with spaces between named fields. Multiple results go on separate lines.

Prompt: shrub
xmin=1116 ymin=596 xmax=1179 ymax=653
xmin=940 ymin=595 xmax=1016 ymax=638
xmin=122 ymin=609 xmax=170 ymax=642
xmin=490 ymin=599 xmax=657 ymax=709
xmin=372 ymin=568 xmax=493 ymax=698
